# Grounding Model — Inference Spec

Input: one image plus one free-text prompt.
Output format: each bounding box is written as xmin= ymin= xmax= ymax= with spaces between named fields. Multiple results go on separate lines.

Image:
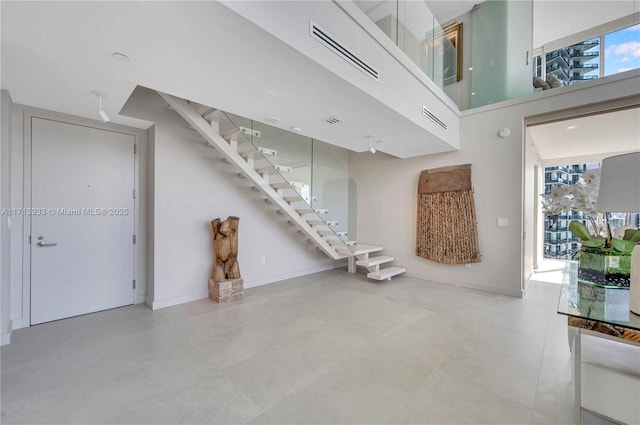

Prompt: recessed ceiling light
xmin=471 ymin=92 xmax=476 ymax=96
xmin=468 ymin=67 xmax=473 ymax=71
xmin=111 ymin=52 xmax=130 ymax=62
xmin=265 ymin=116 xmax=281 ymax=124
xmin=290 ymin=126 xmax=302 ymax=132
xmin=566 ymin=124 xmax=578 ymax=130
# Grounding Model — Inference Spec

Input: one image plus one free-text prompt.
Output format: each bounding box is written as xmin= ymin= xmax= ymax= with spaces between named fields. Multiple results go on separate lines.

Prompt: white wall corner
xmin=150 ymin=290 xmax=210 ymax=311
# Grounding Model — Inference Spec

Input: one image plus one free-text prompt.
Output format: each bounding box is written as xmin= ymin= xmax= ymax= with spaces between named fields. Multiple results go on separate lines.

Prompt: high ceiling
xmin=2 ymin=1 xmax=638 ymax=158
xmin=0 ymin=1 xmax=454 ymax=158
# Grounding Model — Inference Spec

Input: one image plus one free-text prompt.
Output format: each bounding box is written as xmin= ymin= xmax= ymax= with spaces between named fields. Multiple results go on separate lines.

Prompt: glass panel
xmin=604 ymin=23 xmax=640 ymax=77
xmin=311 ymin=140 xmax=354 ymax=245
xmin=470 ymin=0 xmax=533 ymax=108
xmin=253 ymin=122 xmax=313 ymax=202
xmin=355 ymin=0 xmax=398 ymax=44
xmin=397 ymin=1 xmax=435 ymax=75
xmin=221 ymin=111 xmax=357 ymax=251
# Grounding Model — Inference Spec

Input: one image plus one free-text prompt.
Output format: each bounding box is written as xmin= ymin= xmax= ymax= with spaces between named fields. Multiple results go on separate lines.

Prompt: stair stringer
xmin=157 ymin=91 xmax=350 ymax=260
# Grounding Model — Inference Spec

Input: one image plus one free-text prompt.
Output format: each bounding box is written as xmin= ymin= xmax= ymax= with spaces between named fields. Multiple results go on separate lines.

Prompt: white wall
xmin=1 ymin=90 xmax=13 ymax=345
xmin=121 ymin=87 xmax=338 ymax=309
xmin=350 ymin=70 xmax=640 ymax=297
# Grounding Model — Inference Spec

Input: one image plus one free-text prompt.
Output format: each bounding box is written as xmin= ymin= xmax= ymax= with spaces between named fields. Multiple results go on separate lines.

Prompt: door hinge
xmin=133 ymin=189 xmax=137 ymax=199
xmin=133 ymin=234 xmax=137 ymax=244
xmin=133 ymin=279 xmax=136 ymax=289
xmin=134 ymin=144 xmax=137 ymax=154
xmin=29 ymin=235 xmax=31 ymax=244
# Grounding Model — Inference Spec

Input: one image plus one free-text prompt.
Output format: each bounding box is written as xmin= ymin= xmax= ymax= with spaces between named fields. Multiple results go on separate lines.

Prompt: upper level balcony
xmin=353 ymin=2 xmax=637 ymax=111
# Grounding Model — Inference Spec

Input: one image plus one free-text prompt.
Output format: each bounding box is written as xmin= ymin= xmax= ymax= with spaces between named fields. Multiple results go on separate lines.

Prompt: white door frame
xmin=15 ymin=106 xmax=146 ymax=329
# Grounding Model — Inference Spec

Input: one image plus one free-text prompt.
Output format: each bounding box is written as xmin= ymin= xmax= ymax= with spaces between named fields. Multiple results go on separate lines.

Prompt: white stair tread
xmin=307 ymin=220 xmax=326 ymax=226
xmin=284 ymin=195 xmax=303 ymax=202
xmin=367 ymin=266 xmax=406 ymax=281
xmin=256 ymin=166 xmax=279 ymax=175
xmin=335 ymin=246 xmax=352 ymax=255
xmin=351 ymin=244 xmax=384 ymax=255
xmin=271 ymin=181 xmax=292 ymax=189
xmin=316 ymin=230 xmax=334 ymax=236
xmin=296 ymin=208 xmax=315 ymax=214
xmin=356 ymin=255 xmax=394 ymax=267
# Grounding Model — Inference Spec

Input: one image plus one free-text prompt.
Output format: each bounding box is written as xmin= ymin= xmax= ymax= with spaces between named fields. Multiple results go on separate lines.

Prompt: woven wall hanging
xmin=416 ymin=164 xmax=481 ymax=264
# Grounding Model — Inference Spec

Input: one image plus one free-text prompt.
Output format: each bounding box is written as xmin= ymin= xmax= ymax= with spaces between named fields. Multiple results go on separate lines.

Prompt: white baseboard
xmin=243 ymin=263 xmax=337 ymax=289
xmin=405 ymin=271 xmax=524 ymax=298
xmin=1 ymin=331 xmax=12 ymax=346
xmin=149 ymin=290 xmax=209 ymax=310
xmin=148 ymin=263 xmax=341 ymax=310
xmin=11 ymin=317 xmax=29 ymax=331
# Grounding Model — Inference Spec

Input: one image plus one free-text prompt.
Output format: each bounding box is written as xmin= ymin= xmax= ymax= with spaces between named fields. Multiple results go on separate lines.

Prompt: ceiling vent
xmin=324 ymin=116 xmax=342 ymax=125
xmin=310 ymin=21 xmax=379 ymax=81
xmin=422 ymin=105 xmax=447 ymax=130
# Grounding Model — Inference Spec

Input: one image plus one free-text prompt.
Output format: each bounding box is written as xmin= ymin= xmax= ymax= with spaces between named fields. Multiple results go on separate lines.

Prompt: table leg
xmin=572 ymin=328 xmax=581 ymax=425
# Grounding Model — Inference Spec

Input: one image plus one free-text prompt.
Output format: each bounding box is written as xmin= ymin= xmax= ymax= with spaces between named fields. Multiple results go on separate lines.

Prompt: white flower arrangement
xmin=541 ymin=168 xmax=600 ymax=218
xmin=541 ymin=168 xmax=640 ymax=254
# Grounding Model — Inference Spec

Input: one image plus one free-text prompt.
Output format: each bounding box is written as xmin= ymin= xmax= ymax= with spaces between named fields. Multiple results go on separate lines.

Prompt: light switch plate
xmin=497 ymin=218 xmax=509 ymax=227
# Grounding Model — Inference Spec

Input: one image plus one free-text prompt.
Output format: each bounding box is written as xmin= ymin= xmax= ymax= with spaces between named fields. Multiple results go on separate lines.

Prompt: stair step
xmin=367 ymin=266 xmax=406 ymax=281
xmin=271 ymin=181 xmax=292 ymax=190
xmin=284 ymin=195 xmax=304 ymax=203
xmin=356 ymin=255 xmax=394 ymax=267
xmin=296 ymin=208 xmax=315 ymax=215
xmin=316 ymin=230 xmax=334 ymax=236
xmin=256 ymin=164 xmax=292 ymax=174
xmin=307 ymin=220 xmax=326 ymax=226
xmin=351 ymin=244 xmax=384 ymax=256
xmin=326 ymin=238 xmax=344 ymax=246
xmin=335 ymin=246 xmax=353 ymax=255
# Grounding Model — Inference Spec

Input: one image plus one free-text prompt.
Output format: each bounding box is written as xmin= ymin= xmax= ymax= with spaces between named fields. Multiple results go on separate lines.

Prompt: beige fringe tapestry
xmin=416 ymin=164 xmax=480 ymax=264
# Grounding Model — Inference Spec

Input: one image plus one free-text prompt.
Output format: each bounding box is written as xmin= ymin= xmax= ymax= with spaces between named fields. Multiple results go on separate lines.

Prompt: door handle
xmin=37 ymin=242 xmax=58 ymax=247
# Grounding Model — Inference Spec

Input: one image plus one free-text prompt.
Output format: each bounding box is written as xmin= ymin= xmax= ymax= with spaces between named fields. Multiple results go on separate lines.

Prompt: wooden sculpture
xmin=211 ymin=216 xmax=241 ymax=281
xmin=416 ymin=164 xmax=481 ymax=264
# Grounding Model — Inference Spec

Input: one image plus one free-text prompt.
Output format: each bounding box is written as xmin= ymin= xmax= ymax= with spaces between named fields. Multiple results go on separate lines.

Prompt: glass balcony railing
xmin=355 ymin=0 xmax=533 ymax=110
xmin=223 ymin=112 xmax=357 ymax=252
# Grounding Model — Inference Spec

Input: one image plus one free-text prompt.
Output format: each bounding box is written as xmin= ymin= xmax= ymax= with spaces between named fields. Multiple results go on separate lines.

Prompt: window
xmin=604 ymin=24 xmax=640 ymax=76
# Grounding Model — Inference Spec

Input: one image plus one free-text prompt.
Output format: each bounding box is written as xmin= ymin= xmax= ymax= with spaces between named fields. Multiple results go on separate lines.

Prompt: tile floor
xmin=1 ymin=269 xmax=617 ymax=424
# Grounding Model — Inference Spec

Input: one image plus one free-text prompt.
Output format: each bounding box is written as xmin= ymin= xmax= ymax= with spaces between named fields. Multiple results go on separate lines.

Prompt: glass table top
xmin=557 ymin=261 xmax=640 ymax=332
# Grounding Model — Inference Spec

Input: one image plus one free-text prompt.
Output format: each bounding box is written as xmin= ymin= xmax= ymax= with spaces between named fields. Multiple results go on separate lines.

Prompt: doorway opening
xmin=524 ymin=105 xmax=640 ymax=287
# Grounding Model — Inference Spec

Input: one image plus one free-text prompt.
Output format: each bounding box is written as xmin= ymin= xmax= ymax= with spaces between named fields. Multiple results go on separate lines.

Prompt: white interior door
xmin=30 ymin=118 xmax=135 ymax=325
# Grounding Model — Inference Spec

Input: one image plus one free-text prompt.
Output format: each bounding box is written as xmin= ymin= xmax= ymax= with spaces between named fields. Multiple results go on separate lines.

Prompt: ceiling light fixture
xmin=368 ymin=135 xmax=376 ymax=154
xmin=92 ymin=91 xmax=110 ymax=122
xmin=290 ymin=126 xmax=302 ymax=132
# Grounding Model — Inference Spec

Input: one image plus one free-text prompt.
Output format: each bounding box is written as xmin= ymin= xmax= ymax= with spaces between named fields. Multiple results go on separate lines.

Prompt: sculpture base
xmin=208 ymin=278 xmax=244 ymax=303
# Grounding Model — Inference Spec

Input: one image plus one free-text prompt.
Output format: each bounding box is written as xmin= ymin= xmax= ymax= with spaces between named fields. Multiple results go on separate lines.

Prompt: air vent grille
xmin=422 ymin=105 xmax=447 ymax=130
xmin=310 ymin=21 xmax=379 ymax=81
xmin=324 ymin=116 xmax=342 ymax=125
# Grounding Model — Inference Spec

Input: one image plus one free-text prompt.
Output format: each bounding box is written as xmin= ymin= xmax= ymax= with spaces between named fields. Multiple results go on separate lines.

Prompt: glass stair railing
xmin=217 ymin=111 xmax=357 ymax=256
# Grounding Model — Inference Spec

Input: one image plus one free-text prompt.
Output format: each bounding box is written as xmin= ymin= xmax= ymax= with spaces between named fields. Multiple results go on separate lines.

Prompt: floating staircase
xmin=157 ymin=91 xmax=405 ymax=281
xmin=345 ymin=244 xmax=406 ymax=281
